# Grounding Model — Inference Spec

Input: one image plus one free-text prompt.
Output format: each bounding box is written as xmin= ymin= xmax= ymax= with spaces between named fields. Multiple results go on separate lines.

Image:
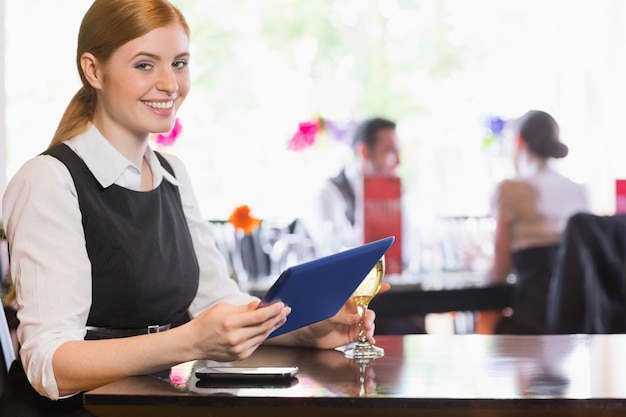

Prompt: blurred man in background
xmin=310 ymin=116 xmax=401 ymax=255
xmin=307 ymin=116 xmax=424 ymax=334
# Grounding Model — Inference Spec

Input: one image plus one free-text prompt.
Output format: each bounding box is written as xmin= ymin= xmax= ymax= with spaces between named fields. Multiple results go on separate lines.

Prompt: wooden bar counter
xmin=84 ymin=334 xmax=626 ymax=416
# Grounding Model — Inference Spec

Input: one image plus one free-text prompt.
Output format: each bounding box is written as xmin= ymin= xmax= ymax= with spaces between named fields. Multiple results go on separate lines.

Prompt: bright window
xmin=5 ymin=0 xmax=626 ymax=223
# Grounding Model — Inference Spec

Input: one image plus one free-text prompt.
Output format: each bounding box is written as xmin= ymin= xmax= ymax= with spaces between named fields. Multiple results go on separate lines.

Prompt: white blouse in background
xmin=492 ymin=165 xmax=590 ymax=252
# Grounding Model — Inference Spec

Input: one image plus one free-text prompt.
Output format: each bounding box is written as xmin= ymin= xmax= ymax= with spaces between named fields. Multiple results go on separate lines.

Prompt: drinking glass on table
xmin=353 ymin=356 xmax=377 ymax=397
xmin=344 ymin=255 xmax=385 ymax=360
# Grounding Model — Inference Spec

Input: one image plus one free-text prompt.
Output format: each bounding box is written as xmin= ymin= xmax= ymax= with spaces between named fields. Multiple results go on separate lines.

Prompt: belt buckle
xmin=147 ymin=324 xmax=161 ymax=334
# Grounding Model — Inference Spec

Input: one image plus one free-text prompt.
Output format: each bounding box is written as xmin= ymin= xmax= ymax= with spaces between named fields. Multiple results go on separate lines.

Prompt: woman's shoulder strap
xmin=154 ymin=151 xmax=176 ymax=178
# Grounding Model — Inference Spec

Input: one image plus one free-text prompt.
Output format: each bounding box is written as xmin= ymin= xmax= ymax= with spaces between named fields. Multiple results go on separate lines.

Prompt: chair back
xmin=546 ymin=213 xmax=626 ymax=334
xmin=208 ymin=220 xmax=271 ymax=284
xmin=209 ymin=218 xmax=315 ymax=286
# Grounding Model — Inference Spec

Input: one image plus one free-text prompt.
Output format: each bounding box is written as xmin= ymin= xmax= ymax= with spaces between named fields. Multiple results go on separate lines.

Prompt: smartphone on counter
xmin=195 ymin=366 xmax=299 ymax=382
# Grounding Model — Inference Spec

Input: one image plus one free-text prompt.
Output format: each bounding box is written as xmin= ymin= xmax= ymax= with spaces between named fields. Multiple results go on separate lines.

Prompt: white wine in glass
xmin=344 ymin=255 xmax=385 ymax=360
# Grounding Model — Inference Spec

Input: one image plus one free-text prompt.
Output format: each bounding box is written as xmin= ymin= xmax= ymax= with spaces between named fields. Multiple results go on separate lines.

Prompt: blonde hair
xmin=48 ymin=0 xmax=190 ymax=148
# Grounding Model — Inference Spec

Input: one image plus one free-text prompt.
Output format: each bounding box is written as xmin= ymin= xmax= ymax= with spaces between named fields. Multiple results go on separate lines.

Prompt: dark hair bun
xmin=518 ymin=110 xmax=568 ymax=159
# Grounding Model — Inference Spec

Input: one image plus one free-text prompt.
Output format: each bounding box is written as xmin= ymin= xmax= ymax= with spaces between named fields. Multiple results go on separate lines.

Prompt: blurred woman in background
xmin=487 ymin=110 xmax=590 ymax=334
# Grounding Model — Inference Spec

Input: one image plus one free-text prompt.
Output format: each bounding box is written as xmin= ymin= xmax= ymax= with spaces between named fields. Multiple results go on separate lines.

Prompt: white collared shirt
xmin=2 ymin=124 xmax=254 ymax=399
xmin=308 ymin=163 xmax=364 ymax=256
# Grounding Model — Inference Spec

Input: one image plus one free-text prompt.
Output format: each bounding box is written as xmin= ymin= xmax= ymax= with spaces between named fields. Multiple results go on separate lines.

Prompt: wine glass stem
xmin=357 ymin=304 xmax=367 ymax=343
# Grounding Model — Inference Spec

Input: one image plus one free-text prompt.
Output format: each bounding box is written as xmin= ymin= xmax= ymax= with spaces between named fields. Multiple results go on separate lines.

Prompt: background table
xmin=85 ymin=334 xmax=626 ymax=416
xmin=369 ymin=275 xmax=514 ymax=317
xmin=250 ymin=271 xmax=515 ymax=334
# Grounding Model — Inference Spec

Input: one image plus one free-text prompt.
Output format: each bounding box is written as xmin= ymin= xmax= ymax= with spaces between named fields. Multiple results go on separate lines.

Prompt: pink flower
xmin=287 ymin=120 xmax=320 ymax=151
xmin=155 ymin=118 xmax=183 ymax=147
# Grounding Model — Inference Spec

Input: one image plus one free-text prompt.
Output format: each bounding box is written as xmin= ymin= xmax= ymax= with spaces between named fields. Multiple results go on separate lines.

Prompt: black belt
xmin=85 ymin=324 xmax=171 ymax=338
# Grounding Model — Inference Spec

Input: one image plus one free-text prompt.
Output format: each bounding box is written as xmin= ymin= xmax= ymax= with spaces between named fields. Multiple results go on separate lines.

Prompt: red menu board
xmin=363 ymin=176 xmax=403 ymax=275
xmin=616 ymin=180 xmax=626 ymax=214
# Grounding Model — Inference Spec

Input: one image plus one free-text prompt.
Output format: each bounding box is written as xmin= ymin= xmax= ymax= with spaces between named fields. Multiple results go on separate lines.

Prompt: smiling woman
xmin=0 ymin=2 xmax=382 ymax=415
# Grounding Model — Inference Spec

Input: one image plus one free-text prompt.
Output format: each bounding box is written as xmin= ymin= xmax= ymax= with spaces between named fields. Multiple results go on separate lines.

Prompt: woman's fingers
xmin=362 ymin=309 xmax=377 ymax=343
xmin=224 ymin=301 xmax=290 ymax=330
xmin=192 ymin=301 xmax=292 ymax=362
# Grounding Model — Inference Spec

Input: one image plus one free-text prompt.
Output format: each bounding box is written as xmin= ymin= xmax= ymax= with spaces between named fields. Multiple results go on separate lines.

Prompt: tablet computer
xmin=258 ymin=236 xmax=394 ymax=338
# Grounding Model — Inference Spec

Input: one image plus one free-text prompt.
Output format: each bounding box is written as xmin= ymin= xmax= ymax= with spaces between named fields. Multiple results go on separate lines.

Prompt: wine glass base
xmin=344 ymin=343 xmax=385 ymax=360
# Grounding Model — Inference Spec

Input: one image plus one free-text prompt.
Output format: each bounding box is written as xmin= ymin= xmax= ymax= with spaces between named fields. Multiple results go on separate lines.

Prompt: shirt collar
xmin=146 ymin=147 xmax=181 ymax=188
xmin=65 ymin=124 xmax=180 ymax=189
xmin=344 ymin=163 xmax=362 ymax=190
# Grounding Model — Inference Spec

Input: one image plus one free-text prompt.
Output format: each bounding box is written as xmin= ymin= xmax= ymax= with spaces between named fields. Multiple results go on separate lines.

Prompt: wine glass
xmin=353 ymin=357 xmax=377 ymax=397
xmin=344 ymin=255 xmax=385 ymax=359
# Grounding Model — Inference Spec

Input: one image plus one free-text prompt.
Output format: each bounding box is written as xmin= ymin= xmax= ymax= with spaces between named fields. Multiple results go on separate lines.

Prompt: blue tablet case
xmin=258 ymin=236 xmax=395 ymax=338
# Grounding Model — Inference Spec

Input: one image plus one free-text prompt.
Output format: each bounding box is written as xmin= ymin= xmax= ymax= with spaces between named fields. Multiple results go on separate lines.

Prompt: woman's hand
xmin=273 ymin=282 xmax=391 ymax=349
xmin=188 ymin=300 xmax=291 ymax=362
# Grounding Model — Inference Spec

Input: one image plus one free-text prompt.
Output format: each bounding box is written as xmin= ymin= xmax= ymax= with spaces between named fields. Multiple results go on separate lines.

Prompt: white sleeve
xmin=160 ymin=154 xmax=256 ymax=317
xmin=2 ymin=155 xmax=91 ymax=400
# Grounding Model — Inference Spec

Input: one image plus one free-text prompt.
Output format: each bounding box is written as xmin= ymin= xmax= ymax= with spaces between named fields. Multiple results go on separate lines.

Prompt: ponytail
xmin=48 ymin=85 xmax=97 ymax=148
